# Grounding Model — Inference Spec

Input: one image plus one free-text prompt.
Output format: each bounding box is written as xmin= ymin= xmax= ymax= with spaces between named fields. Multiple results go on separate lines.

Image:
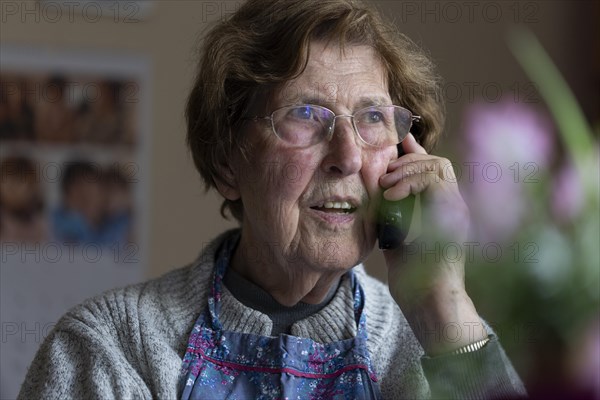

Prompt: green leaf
xmin=507 ymin=28 xmax=596 ymax=173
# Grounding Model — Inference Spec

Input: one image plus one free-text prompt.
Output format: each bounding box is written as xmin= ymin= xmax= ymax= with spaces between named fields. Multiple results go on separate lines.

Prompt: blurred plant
xmin=461 ymin=28 xmax=599 ymax=398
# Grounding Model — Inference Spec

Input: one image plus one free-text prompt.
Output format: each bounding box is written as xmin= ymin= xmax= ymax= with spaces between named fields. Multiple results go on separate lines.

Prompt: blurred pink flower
xmin=461 ymin=101 xmax=554 ymax=241
xmin=551 ymin=161 xmax=584 ymax=223
xmin=463 ymin=170 xmax=526 ymax=242
xmin=464 ymin=101 xmax=554 ymax=168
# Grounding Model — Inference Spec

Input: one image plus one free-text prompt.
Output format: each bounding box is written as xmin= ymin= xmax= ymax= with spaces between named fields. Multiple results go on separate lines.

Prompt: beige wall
xmin=2 ymin=0 xmax=596 ymax=281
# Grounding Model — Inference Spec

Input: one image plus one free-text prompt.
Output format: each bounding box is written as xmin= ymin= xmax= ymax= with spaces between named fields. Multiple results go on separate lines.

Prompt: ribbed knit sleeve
xmin=421 ymin=335 xmax=528 ymax=399
xmin=354 ymin=266 xmax=527 ymax=400
xmin=17 ymin=285 xmax=153 ymax=400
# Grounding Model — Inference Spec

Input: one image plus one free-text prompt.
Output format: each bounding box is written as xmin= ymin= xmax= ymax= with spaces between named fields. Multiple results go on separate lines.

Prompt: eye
xmin=358 ymin=108 xmax=386 ymax=124
xmin=365 ymin=111 xmax=383 ymax=123
xmin=288 ymin=106 xmax=315 ymax=120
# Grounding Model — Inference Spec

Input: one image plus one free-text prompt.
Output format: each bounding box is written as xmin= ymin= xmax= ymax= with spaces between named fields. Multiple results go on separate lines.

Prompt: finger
xmin=400 ymin=133 xmax=427 ymax=155
xmin=387 ymin=152 xmax=430 ymax=171
xmin=381 ymin=158 xmax=455 ymax=188
xmin=382 ymin=171 xmax=438 ymax=200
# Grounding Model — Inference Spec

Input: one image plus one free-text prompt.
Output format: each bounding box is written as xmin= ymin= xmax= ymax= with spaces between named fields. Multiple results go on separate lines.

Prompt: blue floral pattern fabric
xmin=179 ymin=238 xmax=382 ymax=399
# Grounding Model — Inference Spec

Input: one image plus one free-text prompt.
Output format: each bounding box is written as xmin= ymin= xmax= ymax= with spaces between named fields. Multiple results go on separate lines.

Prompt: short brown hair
xmin=186 ymin=0 xmax=444 ymax=222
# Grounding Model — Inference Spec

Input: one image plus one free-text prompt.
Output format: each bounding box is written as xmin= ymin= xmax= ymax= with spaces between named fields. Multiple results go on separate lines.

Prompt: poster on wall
xmin=0 ymin=46 xmax=151 ymax=398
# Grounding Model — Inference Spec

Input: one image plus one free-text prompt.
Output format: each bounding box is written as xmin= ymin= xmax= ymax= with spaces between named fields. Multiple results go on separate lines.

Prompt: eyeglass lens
xmin=272 ymin=105 xmax=413 ymax=147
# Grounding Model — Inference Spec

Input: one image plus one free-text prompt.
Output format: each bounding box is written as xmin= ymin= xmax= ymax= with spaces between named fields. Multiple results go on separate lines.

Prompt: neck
xmin=230 ymin=238 xmax=344 ymax=307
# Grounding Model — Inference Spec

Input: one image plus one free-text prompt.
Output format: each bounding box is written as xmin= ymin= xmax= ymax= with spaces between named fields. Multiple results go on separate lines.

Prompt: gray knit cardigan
xmin=19 ymin=230 xmax=526 ymax=399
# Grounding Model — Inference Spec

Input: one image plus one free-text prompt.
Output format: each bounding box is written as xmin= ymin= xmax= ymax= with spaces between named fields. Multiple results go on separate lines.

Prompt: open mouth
xmin=310 ymin=201 xmax=357 ymax=214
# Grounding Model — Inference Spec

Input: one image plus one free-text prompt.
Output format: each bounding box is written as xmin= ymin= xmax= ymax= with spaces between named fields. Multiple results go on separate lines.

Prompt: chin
xmin=315 ymin=242 xmax=372 ymax=271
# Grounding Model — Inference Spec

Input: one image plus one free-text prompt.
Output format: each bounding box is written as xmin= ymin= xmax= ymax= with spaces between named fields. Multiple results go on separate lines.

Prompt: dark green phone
xmin=377 ymin=143 xmax=415 ymax=250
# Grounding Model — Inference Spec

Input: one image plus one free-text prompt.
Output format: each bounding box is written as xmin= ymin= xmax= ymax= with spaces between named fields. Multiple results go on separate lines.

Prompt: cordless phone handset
xmin=377 ymin=143 xmax=415 ymax=250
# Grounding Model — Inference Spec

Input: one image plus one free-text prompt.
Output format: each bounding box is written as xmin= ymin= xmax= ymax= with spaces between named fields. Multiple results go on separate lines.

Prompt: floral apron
xmin=179 ymin=238 xmax=382 ymax=399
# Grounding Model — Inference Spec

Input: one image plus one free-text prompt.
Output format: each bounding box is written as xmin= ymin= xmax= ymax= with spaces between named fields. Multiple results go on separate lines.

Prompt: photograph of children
xmin=1 ymin=73 xmax=138 ymax=146
xmin=0 ymin=75 xmax=35 ymax=141
xmin=0 ymin=156 xmax=48 ymax=243
xmin=0 ymin=70 xmax=140 ymax=246
xmin=51 ymin=161 xmax=133 ymax=246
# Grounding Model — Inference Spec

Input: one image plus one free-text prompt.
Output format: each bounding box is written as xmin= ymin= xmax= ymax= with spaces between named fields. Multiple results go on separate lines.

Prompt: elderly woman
xmin=19 ymin=0 xmax=526 ymax=399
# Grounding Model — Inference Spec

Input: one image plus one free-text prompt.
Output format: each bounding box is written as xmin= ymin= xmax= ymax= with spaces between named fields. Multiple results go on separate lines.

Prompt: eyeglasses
xmin=243 ymin=104 xmax=420 ymax=148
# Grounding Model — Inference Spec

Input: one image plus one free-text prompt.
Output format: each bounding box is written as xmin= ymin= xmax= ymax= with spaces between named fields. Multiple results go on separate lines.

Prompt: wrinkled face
xmin=222 ymin=41 xmax=397 ymax=272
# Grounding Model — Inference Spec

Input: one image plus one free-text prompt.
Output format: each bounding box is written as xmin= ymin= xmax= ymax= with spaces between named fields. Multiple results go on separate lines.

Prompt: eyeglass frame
xmin=242 ymin=103 xmax=421 ymax=148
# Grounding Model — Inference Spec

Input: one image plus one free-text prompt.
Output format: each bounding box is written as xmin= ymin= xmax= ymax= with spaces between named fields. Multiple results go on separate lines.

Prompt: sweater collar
xmin=211 ymin=229 xmax=359 ymax=343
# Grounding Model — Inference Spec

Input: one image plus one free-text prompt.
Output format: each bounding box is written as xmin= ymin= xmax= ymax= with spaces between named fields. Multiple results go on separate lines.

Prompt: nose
xmin=320 ymin=116 xmax=362 ymax=176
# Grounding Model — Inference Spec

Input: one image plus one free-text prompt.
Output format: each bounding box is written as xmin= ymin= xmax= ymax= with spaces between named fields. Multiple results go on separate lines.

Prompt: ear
xmin=214 ymin=162 xmax=241 ymax=201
